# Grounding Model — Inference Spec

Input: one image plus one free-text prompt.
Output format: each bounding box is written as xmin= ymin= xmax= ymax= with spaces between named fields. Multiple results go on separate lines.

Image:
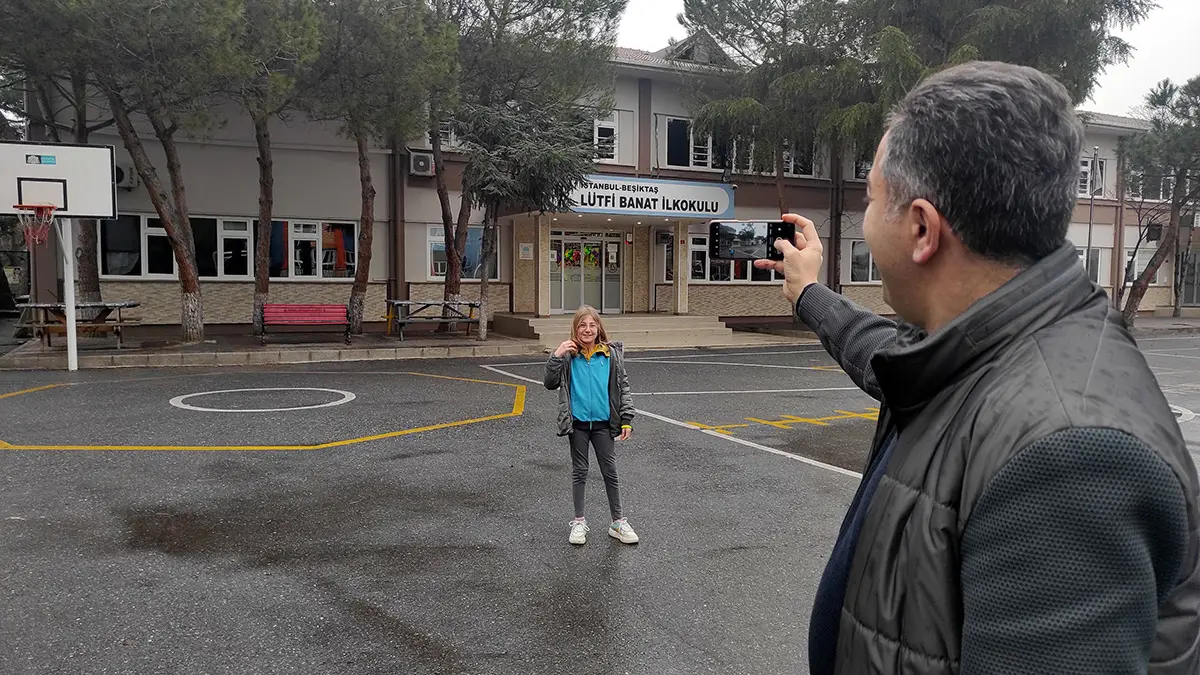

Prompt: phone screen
xmin=712 ymin=221 xmax=774 ymax=260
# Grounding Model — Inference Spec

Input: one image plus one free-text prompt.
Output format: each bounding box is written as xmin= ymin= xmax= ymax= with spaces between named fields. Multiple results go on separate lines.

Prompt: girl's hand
xmin=554 ymin=340 xmax=578 ymax=358
xmin=618 ymin=427 xmax=632 ymax=441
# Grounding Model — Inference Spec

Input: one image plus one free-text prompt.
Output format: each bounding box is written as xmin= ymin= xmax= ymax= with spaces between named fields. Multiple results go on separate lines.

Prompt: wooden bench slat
xmin=260 ymin=303 xmax=351 ymax=346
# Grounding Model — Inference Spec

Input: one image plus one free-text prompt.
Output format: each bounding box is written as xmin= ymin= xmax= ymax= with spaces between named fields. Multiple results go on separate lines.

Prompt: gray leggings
xmin=569 ymin=421 xmax=622 ymax=521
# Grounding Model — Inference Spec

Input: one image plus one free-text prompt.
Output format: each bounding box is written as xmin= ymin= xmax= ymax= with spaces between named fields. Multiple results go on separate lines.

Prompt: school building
xmin=25 ymin=34 xmax=1191 ymax=336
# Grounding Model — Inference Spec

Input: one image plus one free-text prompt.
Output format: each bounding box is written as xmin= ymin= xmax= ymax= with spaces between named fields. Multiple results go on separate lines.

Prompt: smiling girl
xmin=543 ymin=305 xmax=638 ymax=546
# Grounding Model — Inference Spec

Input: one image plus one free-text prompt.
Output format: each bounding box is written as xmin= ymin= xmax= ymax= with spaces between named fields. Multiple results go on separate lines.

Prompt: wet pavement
xmin=1 ymin=337 xmax=1198 ymax=674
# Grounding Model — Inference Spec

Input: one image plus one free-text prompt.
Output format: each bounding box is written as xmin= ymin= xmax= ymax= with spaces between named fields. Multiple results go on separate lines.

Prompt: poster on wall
xmin=606 ymin=243 xmax=618 ymax=264
xmin=569 ymin=174 xmax=735 ymax=220
xmin=519 ymin=242 xmax=533 ymax=260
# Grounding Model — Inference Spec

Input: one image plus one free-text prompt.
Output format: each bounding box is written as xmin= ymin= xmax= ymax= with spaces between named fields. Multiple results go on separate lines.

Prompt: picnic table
xmin=386 ymin=299 xmax=481 ymax=340
xmin=18 ymin=301 xmax=141 ymax=349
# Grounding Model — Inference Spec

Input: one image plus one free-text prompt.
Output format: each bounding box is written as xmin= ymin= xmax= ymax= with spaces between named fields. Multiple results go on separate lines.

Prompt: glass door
xmin=582 ymin=241 xmax=603 ymax=310
xmin=1183 ymin=252 xmax=1200 ymax=306
xmin=603 ymin=240 xmax=622 ymax=313
xmin=550 ymin=239 xmax=563 ymax=312
xmin=562 ymin=241 xmax=583 ymax=313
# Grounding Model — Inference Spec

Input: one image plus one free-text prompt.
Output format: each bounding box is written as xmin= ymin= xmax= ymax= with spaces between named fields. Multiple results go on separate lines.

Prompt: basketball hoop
xmin=14 ymin=203 xmax=56 ymax=248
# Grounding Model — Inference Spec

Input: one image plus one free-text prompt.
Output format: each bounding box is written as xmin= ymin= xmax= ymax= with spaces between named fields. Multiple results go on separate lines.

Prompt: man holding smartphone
xmin=754 ymin=61 xmax=1200 ymax=675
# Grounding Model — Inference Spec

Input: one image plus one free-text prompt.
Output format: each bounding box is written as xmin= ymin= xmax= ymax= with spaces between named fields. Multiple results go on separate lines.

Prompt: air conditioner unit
xmin=410 ymin=151 xmax=435 ymax=177
xmin=114 ymin=164 xmax=140 ymax=190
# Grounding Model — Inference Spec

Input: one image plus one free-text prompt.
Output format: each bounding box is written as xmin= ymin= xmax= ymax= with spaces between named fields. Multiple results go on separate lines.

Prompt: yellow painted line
xmin=0 ymin=384 xmax=67 ymax=400
xmin=0 ymin=373 xmax=525 ymax=452
xmin=686 ymin=421 xmax=750 ymax=435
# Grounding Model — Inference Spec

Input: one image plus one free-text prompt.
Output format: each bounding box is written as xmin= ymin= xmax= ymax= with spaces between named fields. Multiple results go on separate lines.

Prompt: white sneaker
xmin=568 ymin=519 xmax=589 ymax=545
xmin=609 ymin=518 xmax=639 ymax=544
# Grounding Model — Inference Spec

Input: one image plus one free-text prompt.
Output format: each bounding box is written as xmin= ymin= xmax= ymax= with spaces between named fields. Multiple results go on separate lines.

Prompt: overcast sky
xmin=617 ymin=0 xmax=1200 ymax=117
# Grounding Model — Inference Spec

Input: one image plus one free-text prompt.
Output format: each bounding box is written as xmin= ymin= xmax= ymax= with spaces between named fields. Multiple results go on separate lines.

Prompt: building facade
xmin=26 ymin=37 xmax=1185 ymax=329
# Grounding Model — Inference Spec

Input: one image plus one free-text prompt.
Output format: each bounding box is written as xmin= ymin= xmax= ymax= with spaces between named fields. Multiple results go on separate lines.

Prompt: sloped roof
xmin=611 ymin=33 xmax=737 ymax=75
xmin=1078 ymin=110 xmax=1151 ymax=131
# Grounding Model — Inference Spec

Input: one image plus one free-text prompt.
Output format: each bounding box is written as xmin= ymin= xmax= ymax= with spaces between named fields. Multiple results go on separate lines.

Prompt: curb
xmin=0 ymin=343 xmax=547 ymax=371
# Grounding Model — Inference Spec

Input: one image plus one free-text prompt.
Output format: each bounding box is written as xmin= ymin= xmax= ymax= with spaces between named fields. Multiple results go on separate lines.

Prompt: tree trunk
xmin=253 ymin=112 xmax=274 ymax=333
xmin=476 ymin=202 xmax=499 ymax=341
xmin=1174 ymin=226 xmax=1193 ymax=318
xmin=828 ymin=145 xmax=844 ymax=292
xmin=145 ymin=106 xmax=204 ymax=342
xmin=348 ymin=132 xmax=376 ymax=334
xmin=775 ymin=147 xmax=788 ymax=213
xmin=1123 ymin=206 xmax=1183 ymax=327
xmin=70 ymin=71 xmax=103 ymax=316
xmin=430 ymin=117 xmax=460 ymax=297
xmin=105 ymin=87 xmax=203 ymax=342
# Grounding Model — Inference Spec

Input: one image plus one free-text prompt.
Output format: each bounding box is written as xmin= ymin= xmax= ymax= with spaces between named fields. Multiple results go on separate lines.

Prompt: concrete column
xmin=536 ymin=214 xmax=552 ymax=316
xmin=673 ymin=221 xmax=689 ymax=314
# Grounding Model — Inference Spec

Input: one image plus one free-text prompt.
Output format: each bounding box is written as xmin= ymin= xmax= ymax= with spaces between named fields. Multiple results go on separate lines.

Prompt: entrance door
xmin=550 ymin=233 xmax=623 ymax=314
xmin=1182 ymin=252 xmax=1200 ymax=306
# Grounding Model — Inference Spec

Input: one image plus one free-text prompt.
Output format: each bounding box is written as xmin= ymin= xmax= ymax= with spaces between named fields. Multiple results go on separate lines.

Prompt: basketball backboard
xmin=0 ymin=140 xmax=116 ymax=219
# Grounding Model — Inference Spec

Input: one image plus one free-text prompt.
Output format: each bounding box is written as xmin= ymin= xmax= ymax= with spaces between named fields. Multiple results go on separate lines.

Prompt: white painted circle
xmin=169 ymin=387 xmax=356 ymax=413
xmin=1171 ymin=405 xmax=1196 ymax=424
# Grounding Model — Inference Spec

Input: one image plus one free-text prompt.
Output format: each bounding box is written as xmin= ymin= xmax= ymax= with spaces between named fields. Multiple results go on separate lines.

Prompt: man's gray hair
xmin=878 ymin=61 xmax=1084 ymax=265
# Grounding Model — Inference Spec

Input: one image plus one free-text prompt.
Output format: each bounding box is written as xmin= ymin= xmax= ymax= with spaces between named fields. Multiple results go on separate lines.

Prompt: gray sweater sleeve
xmin=960 ymin=427 xmax=1191 ymax=675
xmin=794 ymin=284 xmax=897 ymax=401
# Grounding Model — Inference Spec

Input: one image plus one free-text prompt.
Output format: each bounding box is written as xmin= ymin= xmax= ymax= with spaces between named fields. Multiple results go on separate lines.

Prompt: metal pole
xmin=57 ymin=218 xmax=78 ymax=372
xmin=1086 ymin=146 xmax=1098 ymax=283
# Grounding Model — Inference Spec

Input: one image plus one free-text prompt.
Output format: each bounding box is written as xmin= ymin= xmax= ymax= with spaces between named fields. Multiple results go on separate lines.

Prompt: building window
xmin=1078 ymin=158 xmax=1107 ymax=197
xmin=1128 ymin=169 xmax=1173 ymax=202
xmin=267 ymin=220 xmax=356 ymax=279
xmin=221 ymin=221 xmax=251 ymax=277
xmin=1074 ymin=247 xmax=1108 ymax=285
xmin=144 ymin=218 xmax=175 ymax=276
xmin=426 ymin=225 xmax=499 ymax=281
xmin=850 ymin=241 xmax=882 ymax=283
xmin=785 ymin=141 xmax=817 ymax=177
xmin=664 ymin=117 xmax=715 ymax=170
xmin=437 ymin=120 xmax=459 ymax=148
xmin=99 ymin=215 xmax=141 ymax=276
xmin=674 ymin=235 xmax=779 ymax=283
xmin=732 ymin=140 xmax=756 ymax=174
xmin=1126 ymin=247 xmax=1163 ymax=286
xmin=594 ymin=114 xmax=617 ymax=163
xmin=99 ymin=214 xmax=351 ymax=281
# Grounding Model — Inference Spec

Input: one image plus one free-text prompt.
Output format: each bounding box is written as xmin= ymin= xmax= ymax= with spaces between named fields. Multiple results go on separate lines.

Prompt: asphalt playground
xmin=1 ymin=336 xmax=1199 ymax=674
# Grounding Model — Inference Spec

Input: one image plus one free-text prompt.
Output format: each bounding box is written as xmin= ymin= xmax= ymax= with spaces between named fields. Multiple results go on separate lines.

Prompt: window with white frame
xmin=426 ymin=225 xmax=499 ymax=280
xmin=437 ymin=120 xmax=459 ymax=148
xmin=1074 ymin=247 xmax=1108 ymax=285
xmin=854 ymin=156 xmax=873 ymax=180
xmin=594 ymin=113 xmax=617 ymax=162
xmin=1128 ymin=169 xmax=1174 ymax=202
xmin=676 ymin=235 xmax=778 ymax=283
xmin=1126 ymin=247 xmax=1163 ymax=285
xmin=731 ymin=140 xmax=757 ymax=174
xmin=98 ymin=215 xmax=354 ymax=280
xmin=849 ymin=241 xmax=882 ymax=283
xmin=1078 ymin=158 xmax=1107 ymax=197
xmin=785 ymin=141 xmax=818 ymax=178
xmin=664 ymin=117 xmax=715 ymax=170
xmin=267 ymin=220 xmax=356 ymax=279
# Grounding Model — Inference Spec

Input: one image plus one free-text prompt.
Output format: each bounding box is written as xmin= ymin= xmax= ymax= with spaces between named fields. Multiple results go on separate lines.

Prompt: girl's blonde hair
xmin=571 ymin=305 xmax=609 ymax=345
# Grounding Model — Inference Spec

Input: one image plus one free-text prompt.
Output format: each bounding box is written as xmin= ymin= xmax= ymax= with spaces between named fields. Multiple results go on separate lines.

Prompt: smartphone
xmin=709 ymin=220 xmax=796 ymax=262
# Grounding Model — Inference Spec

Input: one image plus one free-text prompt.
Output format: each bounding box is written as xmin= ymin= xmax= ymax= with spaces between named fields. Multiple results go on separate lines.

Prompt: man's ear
xmin=910 ymin=199 xmax=943 ymax=265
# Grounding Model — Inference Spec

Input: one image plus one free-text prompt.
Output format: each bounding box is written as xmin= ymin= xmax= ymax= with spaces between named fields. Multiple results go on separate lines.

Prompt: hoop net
xmin=14 ymin=204 xmax=56 ymax=248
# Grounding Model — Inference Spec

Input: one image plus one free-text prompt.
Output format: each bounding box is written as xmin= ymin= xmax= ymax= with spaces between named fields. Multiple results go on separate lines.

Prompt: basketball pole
xmin=54 ymin=217 xmax=78 ymax=372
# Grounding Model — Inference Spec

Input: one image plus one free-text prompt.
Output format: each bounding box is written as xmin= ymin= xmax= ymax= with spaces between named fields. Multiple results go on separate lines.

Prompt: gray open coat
xmin=798 ymin=242 xmax=1199 ymax=674
xmin=543 ymin=341 xmax=635 ymax=438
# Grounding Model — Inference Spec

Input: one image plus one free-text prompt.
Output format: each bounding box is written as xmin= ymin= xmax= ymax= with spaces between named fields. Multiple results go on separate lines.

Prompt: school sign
xmin=569 ymin=174 xmax=735 ymax=219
